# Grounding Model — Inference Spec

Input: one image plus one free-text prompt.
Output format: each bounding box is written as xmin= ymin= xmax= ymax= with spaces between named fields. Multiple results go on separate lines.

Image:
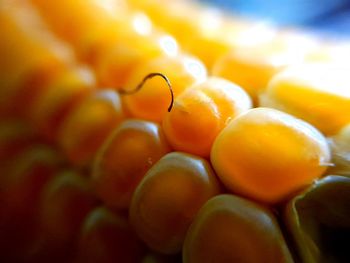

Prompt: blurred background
xmin=201 ymin=0 xmax=350 ymax=36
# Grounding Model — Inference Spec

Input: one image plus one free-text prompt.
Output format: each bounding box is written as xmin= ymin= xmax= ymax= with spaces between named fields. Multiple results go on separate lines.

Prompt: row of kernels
xmin=31 ymin=0 xmax=181 ymax=88
xmin=1 ymin=1 xmax=348 ymax=262
xmin=127 ymin=0 xmax=350 ymax=135
xmin=4 ymin=0 xmax=340 ymax=212
xmin=0 ymin=1 xmax=76 ymax=116
xmin=0 ymin=1 xmax=126 ymax=168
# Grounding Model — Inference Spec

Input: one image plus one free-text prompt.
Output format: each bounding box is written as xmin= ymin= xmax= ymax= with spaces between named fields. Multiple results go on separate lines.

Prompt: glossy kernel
xmin=211 ymin=107 xmax=331 ymax=204
xmin=212 ymin=30 xmax=317 ymax=104
xmin=260 ymin=63 xmax=350 ymax=135
xmin=129 ymin=152 xmax=221 ymax=254
xmin=163 ymin=77 xmax=252 ymax=157
xmin=183 ymin=194 xmax=293 ymax=263
xmin=93 ymin=119 xmax=171 ymax=209
xmin=122 ymin=54 xmax=207 ymax=122
xmin=57 ymin=89 xmax=124 ymax=167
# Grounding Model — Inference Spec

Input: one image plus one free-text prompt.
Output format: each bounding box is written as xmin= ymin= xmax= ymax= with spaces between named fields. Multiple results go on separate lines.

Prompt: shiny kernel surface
xmin=211 ymin=107 xmax=331 ymax=203
xmin=130 ymin=152 xmax=221 ymax=254
xmin=183 ymin=194 xmax=294 ymax=263
xmin=163 ymin=77 xmax=252 ymax=157
xmin=260 ymin=63 xmax=350 ymax=135
xmin=93 ymin=119 xmax=171 ymax=209
xmin=57 ymin=90 xmax=124 ymax=167
xmin=123 ymin=54 xmax=207 ymax=122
